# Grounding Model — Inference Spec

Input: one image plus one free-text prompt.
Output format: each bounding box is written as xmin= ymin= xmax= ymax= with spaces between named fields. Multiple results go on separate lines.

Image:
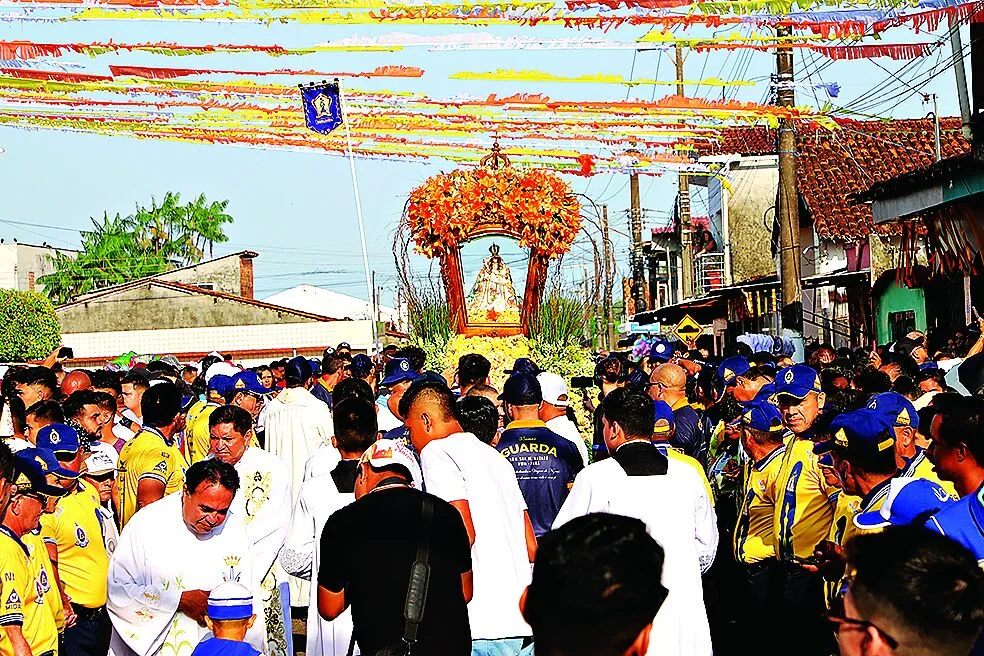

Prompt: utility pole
xmin=676 ymin=43 xmax=695 ymax=300
xmin=776 ymin=27 xmax=802 ymax=334
xmin=949 ymin=18 xmax=973 ymax=141
xmin=629 ymin=170 xmax=647 ymax=315
xmin=601 ymin=205 xmax=616 ymax=350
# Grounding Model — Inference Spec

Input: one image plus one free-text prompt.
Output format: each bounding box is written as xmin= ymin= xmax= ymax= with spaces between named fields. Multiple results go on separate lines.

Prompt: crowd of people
xmin=1 ymin=329 xmax=984 ymax=656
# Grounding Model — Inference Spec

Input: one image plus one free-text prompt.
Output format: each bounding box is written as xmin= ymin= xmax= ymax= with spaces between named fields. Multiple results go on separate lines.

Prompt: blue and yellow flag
xmin=300 ymin=80 xmax=343 ymax=134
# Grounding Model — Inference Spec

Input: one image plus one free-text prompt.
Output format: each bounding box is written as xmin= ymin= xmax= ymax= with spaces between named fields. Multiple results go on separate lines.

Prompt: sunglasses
xmin=87 ymin=471 xmax=116 ymax=483
xmin=825 ymin=613 xmax=898 ymax=650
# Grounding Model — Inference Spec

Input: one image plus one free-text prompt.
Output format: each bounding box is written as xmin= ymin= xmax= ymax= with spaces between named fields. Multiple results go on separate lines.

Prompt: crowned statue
xmin=466 ymin=243 xmax=522 ymax=323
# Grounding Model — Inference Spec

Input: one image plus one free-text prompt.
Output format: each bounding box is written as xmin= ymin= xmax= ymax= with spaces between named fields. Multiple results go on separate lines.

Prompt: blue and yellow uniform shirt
xmin=926 ymin=484 xmax=984 ymax=566
xmin=774 ymin=436 xmax=839 ymax=562
xmin=22 ymin=532 xmax=62 ymax=633
xmin=119 ymin=426 xmax=188 ymax=526
xmin=734 ymin=443 xmax=786 ymax=564
xmin=0 ymin=526 xmax=57 ymax=656
xmin=40 ymin=478 xmax=109 ymax=609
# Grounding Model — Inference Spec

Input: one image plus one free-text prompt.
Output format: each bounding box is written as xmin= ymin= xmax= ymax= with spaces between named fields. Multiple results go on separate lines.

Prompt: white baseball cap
xmin=360 ymin=439 xmax=423 ymax=489
xmin=83 ymin=450 xmax=117 ymax=476
xmin=537 ymin=372 xmax=569 ymax=407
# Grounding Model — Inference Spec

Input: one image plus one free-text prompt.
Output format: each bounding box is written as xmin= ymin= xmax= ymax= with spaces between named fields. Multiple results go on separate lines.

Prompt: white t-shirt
xmin=544 ymin=415 xmax=589 ymax=467
xmin=420 ymin=432 xmax=532 ymax=640
xmin=3 ymin=436 xmax=30 ymax=453
xmin=553 ymin=452 xmax=718 ymax=656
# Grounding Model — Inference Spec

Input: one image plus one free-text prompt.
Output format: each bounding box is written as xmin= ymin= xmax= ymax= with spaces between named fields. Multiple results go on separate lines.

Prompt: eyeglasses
xmin=825 ymin=613 xmax=898 ymax=650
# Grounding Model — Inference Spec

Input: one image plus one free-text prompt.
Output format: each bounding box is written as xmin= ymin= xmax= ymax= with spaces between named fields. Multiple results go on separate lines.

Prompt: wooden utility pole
xmin=776 ymin=27 xmax=802 ymax=333
xmin=629 ymin=171 xmax=648 ymax=315
xmin=602 ymin=205 xmax=616 ymax=350
xmin=676 ymin=44 xmax=695 ymax=300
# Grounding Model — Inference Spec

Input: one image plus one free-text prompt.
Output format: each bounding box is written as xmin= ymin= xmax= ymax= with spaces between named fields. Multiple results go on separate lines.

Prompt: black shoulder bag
xmin=347 ymin=495 xmax=435 ymax=656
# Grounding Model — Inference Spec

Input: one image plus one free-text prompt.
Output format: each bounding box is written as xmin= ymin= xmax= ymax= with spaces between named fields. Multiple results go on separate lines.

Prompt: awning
xmin=801 ymin=269 xmax=869 ymax=289
xmin=634 ymin=295 xmax=726 ymax=327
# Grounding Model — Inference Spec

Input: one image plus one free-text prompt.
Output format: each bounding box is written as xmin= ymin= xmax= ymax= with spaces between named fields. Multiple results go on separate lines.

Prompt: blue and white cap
xmin=207 ymin=581 xmax=254 ymax=621
xmin=853 ymin=477 xmax=952 ymax=530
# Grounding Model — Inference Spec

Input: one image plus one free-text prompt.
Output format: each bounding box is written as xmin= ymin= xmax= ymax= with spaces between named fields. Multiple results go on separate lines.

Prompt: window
xmin=195 ymin=283 xmax=215 ymax=291
xmin=888 ymin=310 xmax=915 ymax=342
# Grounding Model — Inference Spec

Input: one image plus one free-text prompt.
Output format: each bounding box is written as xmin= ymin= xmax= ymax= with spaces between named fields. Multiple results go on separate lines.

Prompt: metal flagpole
xmin=337 ymin=78 xmax=379 ymax=355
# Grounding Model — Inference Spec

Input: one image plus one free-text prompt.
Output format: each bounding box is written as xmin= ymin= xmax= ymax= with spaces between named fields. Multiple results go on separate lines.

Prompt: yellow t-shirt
xmin=906 ymin=450 xmax=959 ymax=499
xmin=22 ymin=533 xmax=62 ymax=632
xmin=0 ymin=528 xmax=57 ymax=656
xmin=825 ymin=491 xmax=861 ymax=608
xmin=118 ymin=427 xmax=188 ymax=527
xmin=734 ymin=443 xmax=786 ymax=564
xmin=40 ymin=479 xmax=109 ymax=608
xmin=186 ymin=403 xmax=220 ymax=465
xmin=774 ymin=436 xmax=839 ymax=562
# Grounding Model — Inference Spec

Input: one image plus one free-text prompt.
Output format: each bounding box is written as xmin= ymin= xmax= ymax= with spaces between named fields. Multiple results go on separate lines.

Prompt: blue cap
xmin=229 ymin=371 xmax=269 ymax=397
xmin=813 ymin=409 xmax=895 ymax=458
xmin=14 ymin=448 xmax=75 ymax=497
xmin=854 ymin=477 xmax=951 ymax=529
xmin=648 ymin=337 xmax=675 ymax=363
xmin=653 ymin=400 xmax=675 ymax=435
xmin=505 ymin=358 xmax=541 ymax=376
xmin=866 ymin=392 xmax=919 ymax=430
xmin=755 ymin=383 xmax=776 ymax=402
xmin=208 ymin=374 xmax=234 ymax=397
xmin=718 ymin=356 xmax=751 ymax=386
xmin=285 ymin=356 xmax=314 ymax=385
xmin=773 ymin=364 xmax=822 ymax=400
xmin=627 ymin=369 xmax=649 ymax=389
xmin=499 ymin=373 xmax=542 ymax=406
xmin=381 ymin=358 xmax=418 ymax=387
xmin=348 ymin=354 xmax=374 ymax=378
xmin=35 ymin=423 xmax=81 ymax=456
xmin=207 ymin=581 xmax=254 ymax=621
xmin=416 ymin=371 xmax=450 ymax=387
xmin=739 ymin=400 xmax=785 ymax=433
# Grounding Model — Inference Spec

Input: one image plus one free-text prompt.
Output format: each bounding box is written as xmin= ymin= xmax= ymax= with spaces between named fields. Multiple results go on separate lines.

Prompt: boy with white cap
xmin=191 ymin=581 xmax=261 ymax=656
xmin=537 ymin=372 xmax=589 ymax=467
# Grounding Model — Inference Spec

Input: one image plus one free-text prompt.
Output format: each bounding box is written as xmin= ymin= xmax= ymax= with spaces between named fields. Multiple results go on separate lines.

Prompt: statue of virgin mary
xmin=466 ymin=243 xmax=522 ymax=323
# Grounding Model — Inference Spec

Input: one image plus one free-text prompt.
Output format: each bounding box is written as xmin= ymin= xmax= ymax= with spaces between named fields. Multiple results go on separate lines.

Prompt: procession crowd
xmin=1 ymin=330 xmax=984 ymax=656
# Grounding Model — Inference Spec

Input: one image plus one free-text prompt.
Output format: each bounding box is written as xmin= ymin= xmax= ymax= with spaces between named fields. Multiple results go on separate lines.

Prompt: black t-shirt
xmin=330 ymin=459 xmax=359 ymax=494
xmin=318 ymin=487 xmax=472 ymax=655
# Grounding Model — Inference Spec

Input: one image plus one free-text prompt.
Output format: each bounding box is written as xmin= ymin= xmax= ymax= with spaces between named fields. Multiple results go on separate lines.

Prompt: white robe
xmin=280 ymin=472 xmax=357 ymax=656
xmin=232 ymin=447 xmax=293 ymax=656
xmin=261 ymin=387 xmax=336 ymax=500
xmin=260 ymin=386 xmax=335 ymax=606
xmin=553 ymin=457 xmax=718 ymax=656
xmin=107 ymin=492 xmax=261 ymax=656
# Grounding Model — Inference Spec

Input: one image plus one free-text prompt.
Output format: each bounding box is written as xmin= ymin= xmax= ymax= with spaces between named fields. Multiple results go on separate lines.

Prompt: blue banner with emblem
xmin=300 ymin=80 xmax=343 ymax=134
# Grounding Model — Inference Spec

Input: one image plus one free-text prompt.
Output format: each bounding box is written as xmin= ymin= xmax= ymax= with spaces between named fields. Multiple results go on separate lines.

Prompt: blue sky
xmin=0 ymin=15 xmax=971 ymax=305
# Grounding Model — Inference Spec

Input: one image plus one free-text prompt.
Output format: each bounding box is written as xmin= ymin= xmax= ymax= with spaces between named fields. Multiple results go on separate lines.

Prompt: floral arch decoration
xmin=406 ymin=145 xmax=582 ymax=336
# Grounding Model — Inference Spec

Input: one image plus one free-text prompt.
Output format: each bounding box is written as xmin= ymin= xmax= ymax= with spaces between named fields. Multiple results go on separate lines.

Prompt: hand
xmin=61 ymin=592 xmax=77 ymax=628
xmin=178 ymin=590 xmax=210 ymax=626
xmin=812 ymin=540 xmax=847 ymax=582
xmin=868 ymin=350 xmax=882 ymax=370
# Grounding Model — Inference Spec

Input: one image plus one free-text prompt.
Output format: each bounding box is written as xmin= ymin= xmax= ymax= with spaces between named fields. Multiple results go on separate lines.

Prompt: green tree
xmin=39 ymin=193 xmax=234 ymax=304
xmin=0 ymin=290 xmax=61 ymax=361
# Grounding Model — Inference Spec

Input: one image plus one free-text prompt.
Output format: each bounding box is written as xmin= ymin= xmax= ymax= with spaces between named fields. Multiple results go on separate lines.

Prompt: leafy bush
xmin=534 ymin=294 xmax=587 ymax=347
xmin=0 ymin=290 xmax=61 ymax=362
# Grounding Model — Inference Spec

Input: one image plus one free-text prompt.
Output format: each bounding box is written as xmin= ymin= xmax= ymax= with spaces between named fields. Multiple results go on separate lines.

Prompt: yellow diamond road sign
xmin=674 ymin=314 xmax=703 ymax=346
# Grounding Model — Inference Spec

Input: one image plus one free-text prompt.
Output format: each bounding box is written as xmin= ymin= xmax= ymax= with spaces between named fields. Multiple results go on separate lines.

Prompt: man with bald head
xmin=649 ymin=363 xmax=709 ymax=466
xmin=61 ymin=369 xmax=92 ymax=398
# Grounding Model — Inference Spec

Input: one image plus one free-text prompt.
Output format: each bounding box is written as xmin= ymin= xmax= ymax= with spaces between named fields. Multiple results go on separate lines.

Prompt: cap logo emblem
xmin=235 ymin=380 xmax=245 ymax=388
xmin=723 ymin=368 xmax=734 ymax=381
xmin=742 ymin=410 xmax=753 ymax=423
xmin=868 ymin=399 xmax=877 ymax=410
xmin=877 ymin=437 xmax=895 ymax=452
xmin=373 ymin=446 xmax=393 ymax=459
xmin=400 ymin=361 xmax=409 ymax=371
xmin=784 ymin=370 xmax=795 ymax=384
xmin=49 ymin=430 xmax=60 ymax=445
xmin=834 ymin=428 xmax=849 ymax=447
xmin=897 ymin=409 xmax=910 ymax=425
xmin=655 ymin=344 xmax=666 ymax=353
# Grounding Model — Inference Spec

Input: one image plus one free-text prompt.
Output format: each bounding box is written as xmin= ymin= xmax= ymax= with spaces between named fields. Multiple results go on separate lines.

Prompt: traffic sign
xmin=674 ymin=314 xmax=703 ymax=347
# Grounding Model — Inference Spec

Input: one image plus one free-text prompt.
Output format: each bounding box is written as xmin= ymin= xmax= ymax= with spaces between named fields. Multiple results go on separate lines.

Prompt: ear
xmin=330 ymin=436 xmax=338 ymax=449
xmin=246 ymin=614 xmax=257 ymax=630
xmin=625 ymin=623 xmax=653 ymax=656
xmin=204 ymin=617 xmax=214 ymax=632
xmin=956 ymin=443 xmax=969 ymax=463
xmin=817 ymin=391 xmax=827 ymax=410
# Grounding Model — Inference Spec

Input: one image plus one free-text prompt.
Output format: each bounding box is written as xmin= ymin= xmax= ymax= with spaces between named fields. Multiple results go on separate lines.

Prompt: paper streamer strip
xmin=449 ymin=69 xmax=756 ymax=86
xmin=107 ymin=64 xmax=424 ymax=78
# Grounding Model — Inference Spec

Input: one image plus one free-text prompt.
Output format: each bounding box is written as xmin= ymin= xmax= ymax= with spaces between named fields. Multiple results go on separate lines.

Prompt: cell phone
xmin=570 ymin=376 xmax=594 ymax=389
xmin=57 ymin=347 xmax=74 ymax=359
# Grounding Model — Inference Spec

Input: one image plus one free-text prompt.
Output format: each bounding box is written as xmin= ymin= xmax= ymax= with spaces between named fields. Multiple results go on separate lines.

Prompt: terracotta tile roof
xmin=694 ymin=119 xmax=970 ymax=241
xmin=796 ymin=117 xmax=969 ymax=240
